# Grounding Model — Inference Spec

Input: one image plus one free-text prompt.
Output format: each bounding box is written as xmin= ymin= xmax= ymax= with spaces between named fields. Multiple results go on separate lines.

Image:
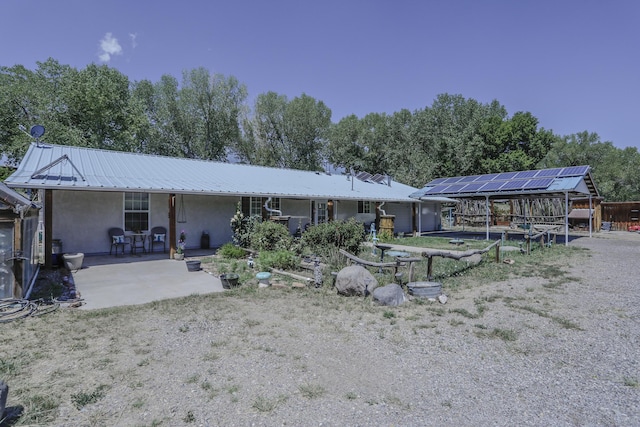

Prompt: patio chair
xmin=108 ymin=227 xmax=130 ymax=256
xmin=149 ymin=226 xmax=167 ymax=253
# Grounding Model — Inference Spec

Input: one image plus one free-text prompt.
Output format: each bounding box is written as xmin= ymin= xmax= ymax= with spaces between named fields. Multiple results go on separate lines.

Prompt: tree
xmin=133 ymin=69 xmax=248 ymax=160
xmin=327 ymin=112 xmax=391 ymax=175
xmin=0 ymin=59 xmax=74 ymax=163
xmin=246 ymin=92 xmax=331 ymax=170
xmin=539 ymin=131 xmax=640 ymax=201
xmin=1 ymin=59 xmax=147 ymax=160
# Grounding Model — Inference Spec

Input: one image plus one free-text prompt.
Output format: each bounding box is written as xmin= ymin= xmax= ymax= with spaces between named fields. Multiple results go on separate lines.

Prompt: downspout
xmin=264 ymin=197 xmax=282 ymax=216
xmin=378 ymin=202 xmax=386 ymax=216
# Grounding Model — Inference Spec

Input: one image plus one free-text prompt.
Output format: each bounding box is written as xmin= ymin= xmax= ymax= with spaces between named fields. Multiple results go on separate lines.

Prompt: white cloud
xmin=129 ymin=33 xmax=138 ymax=49
xmin=98 ymin=32 xmax=122 ymax=63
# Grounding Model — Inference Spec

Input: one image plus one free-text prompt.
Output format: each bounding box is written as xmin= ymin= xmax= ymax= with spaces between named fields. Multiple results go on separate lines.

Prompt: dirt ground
xmin=1 ymin=232 xmax=639 ymax=426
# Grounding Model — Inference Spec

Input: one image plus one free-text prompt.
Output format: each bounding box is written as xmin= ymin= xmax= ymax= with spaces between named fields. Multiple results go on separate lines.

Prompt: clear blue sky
xmin=2 ymin=0 xmax=638 ymax=150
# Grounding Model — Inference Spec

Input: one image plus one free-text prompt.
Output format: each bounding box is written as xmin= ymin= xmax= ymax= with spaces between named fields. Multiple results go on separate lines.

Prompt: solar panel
xmin=515 ymin=170 xmax=539 ymax=179
xmin=560 ymin=166 xmax=589 ymax=176
xmin=536 ymin=168 xmax=563 ymax=177
xmin=442 ymin=183 xmax=467 ymax=193
xmin=500 ymin=179 xmax=529 ymax=190
xmin=371 ymin=173 xmax=387 ymax=184
xmin=425 ymin=185 xmax=450 ymax=194
xmin=458 ymin=175 xmax=480 ymax=183
xmin=427 ymin=178 xmax=448 ymax=185
xmin=495 ymin=171 xmax=518 ymax=180
xmin=356 ymin=172 xmax=372 ymax=182
xmin=522 ymin=178 xmax=554 ymax=189
xmin=480 ymin=173 xmax=500 ymax=182
xmin=459 ymin=182 xmax=485 ymax=192
xmin=480 ymin=181 xmax=506 ymax=191
xmin=443 ymin=177 xmax=463 ymax=184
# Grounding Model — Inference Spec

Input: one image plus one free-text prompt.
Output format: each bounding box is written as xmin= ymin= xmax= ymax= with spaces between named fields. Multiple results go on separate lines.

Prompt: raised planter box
xmin=185 ymin=260 xmax=201 ymax=272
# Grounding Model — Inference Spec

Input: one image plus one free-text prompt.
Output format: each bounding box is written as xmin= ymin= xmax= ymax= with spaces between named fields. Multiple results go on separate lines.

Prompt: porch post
xmin=169 ymin=194 xmax=176 ymax=258
xmin=565 ymin=192 xmax=569 ymax=246
xmin=45 ymin=189 xmax=53 ymax=268
xmin=589 ymin=193 xmax=593 ymax=237
xmin=485 ymin=196 xmax=490 ymax=240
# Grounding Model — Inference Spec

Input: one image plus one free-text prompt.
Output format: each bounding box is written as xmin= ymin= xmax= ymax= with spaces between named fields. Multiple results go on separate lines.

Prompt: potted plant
xmin=174 ymin=230 xmax=186 ymax=260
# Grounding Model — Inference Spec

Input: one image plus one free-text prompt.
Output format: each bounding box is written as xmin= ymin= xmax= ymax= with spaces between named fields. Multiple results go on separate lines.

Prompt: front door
xmin=312 ymin=200 xmax=329 ymax=225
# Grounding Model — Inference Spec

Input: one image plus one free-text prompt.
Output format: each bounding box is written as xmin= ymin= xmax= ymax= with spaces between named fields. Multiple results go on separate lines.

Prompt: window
xmin=358 ymin=201 xmax=373 ymax=214
xmin=249 ymin=197 xmax=263 ymax=217
xmin=124 ymin=192 xmax=149 ymax=232
xmin=316 ymin=201 xmax=328 ymax=224
xmin=266 ymin=198 xmax=281 ymax=217
xmin=247 ymin=197 xmax=281 ymax=218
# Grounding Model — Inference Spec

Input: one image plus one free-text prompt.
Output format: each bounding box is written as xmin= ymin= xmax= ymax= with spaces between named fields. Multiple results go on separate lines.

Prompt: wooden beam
xmin=421 ymin=240 xmax=500 ymax=260
xmin=169 ymin=194 xmax=176 ymax=258
xmin=45 ymin=189 xmax=53 ymax=268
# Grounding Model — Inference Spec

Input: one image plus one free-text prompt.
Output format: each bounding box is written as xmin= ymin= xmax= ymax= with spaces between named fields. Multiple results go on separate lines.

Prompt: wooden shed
xmin=0 ymin=182 xmax=41 ymax=299
xmin=570 ymin=198 xmax=602 ymax=232
xmin=600 ymin=201 xmax=640 ymax=231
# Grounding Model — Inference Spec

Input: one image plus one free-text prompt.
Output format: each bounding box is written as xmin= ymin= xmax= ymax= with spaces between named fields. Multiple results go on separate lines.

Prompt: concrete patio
xmin=70 ymin=250 xmax=225 ymax=310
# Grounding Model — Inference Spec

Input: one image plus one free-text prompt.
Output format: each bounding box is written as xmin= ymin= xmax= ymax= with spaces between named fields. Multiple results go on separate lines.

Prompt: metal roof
xmin=5 ymin=143 xmax=422 ymax=203
xmin=410 ymin=165 xmax=599 ymax=200
xmin=0 ymin=181 xmax=38 ymax=213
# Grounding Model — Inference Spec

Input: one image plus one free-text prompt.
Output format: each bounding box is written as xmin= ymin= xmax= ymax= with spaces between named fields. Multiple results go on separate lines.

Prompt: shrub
xmin=258 ymin=250 xmax=299 ymax=270
xmin=301 ymin=219 xmax=365 ymax=256
xmin=230 ymin=203 xmax=259 ymax=248
xmin=217 ymin=243 xmax=246 ymax=259
xmin=250 ymin=221 xmax=293 ymax=252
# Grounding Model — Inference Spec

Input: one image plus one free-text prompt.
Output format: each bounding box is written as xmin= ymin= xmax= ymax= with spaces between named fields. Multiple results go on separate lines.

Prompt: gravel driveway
xmin=4 ymin=233 xmax=640 ymax=426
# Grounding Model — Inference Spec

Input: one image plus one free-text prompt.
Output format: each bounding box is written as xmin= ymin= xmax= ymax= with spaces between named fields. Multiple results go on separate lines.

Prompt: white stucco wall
xmin=50 ymin=190 xmax=441 ymax=255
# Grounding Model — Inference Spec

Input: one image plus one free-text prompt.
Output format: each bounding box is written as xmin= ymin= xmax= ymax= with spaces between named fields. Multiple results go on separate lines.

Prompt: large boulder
xmin=335 ymin=265 xmax=378 ymax=296
xmin=373 ymin=283 xmax=407 ymax=306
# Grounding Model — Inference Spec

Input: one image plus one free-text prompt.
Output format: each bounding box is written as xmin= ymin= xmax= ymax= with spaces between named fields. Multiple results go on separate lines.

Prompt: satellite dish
xmin=30 ymin=125 xmax=45 ymax=138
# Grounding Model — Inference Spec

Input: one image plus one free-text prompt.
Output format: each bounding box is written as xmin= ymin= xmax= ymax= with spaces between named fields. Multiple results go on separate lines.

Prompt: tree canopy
xmin=2 ymin=58 xmax=639 ymax=201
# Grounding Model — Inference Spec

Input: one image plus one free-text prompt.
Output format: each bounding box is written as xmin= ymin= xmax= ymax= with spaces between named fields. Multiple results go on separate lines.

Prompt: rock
xmin=372 ymin=283 xmax=407 ymax=306
xmin=0 ymin=381 xmax=8 ymax=417
xmin=271 ymin=283 xmax=288 ymax=289
xmin=334 ymin=265 xmax=378 ymax=296
xmin=438 ymin=294 xmax=448 ymax=304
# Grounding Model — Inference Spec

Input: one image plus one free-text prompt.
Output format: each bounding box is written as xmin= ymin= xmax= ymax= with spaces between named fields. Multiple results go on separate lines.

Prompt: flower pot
xmin=174 ymin=253 xmax=184 ymax=260
xmin=220 ymin=273 xmax=240 ymax=289
xmin=63 ymin=253 xmax=84 ymax=272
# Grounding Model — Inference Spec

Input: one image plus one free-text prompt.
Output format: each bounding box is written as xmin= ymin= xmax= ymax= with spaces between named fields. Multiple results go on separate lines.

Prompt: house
xmin=5 ymin=143 xmax=443 ymax=260
xmin=0 ymin=181 xmax=40 ymax=298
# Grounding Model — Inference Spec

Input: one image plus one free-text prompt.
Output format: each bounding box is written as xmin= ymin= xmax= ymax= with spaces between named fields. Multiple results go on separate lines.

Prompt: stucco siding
xmin=49 ymin=190 xmax=441 ymax=255
xmin=52 ymin=190 xmax=123 ymax=254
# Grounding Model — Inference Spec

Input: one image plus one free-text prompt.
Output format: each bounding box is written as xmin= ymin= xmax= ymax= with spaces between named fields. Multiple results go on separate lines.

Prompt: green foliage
xmin=230 ymin=204 xmax=259 ymax=248
xmin=258 ymin=250 xmax=299 ymax=270
xmin=300 ymin=219 xmax=365 ymax=257
xmin=217 ymin=243 xmax=247 ymax=259
xmin=250 ymin=221 xmax=293 ymax=252
xmin=538 ymin=131 xmax=640 ymax=201
xmin=242 ymin=92 xmax=332 ymax=170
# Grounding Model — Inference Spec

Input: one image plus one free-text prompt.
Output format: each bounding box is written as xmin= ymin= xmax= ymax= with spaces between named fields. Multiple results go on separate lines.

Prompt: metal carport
xmin=409 ymin=166 xmax=600 ymax=245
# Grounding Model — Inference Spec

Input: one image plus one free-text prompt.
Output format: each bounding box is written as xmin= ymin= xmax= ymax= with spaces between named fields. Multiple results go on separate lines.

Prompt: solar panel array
xmin=355 ymin=171 xmax=390 ymax=185
xmin=421 ymin=165 xmax=589 ymax=195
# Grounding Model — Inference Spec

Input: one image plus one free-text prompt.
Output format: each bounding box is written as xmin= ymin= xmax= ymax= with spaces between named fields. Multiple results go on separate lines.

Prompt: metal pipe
xmin=264 ymin=197 xmax=282 ymax=216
